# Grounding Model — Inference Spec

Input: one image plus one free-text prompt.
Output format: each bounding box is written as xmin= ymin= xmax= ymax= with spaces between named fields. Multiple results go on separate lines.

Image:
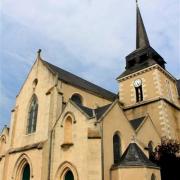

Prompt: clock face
xmin=134 ymin=79 xmax=142 ymax=88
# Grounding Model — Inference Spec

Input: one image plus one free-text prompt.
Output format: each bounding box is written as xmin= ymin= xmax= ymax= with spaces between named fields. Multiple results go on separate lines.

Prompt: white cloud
xmin=2 ymin=0 xmax=179 ymax=71
xmin=0 ymin=0 xmax=179 ymax=130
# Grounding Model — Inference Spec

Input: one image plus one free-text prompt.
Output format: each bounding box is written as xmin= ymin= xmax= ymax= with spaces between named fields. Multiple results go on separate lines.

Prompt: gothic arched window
xmin=151 ymin=173 xmax=156 ymax=180
xmin=113 ymin=133 xmax=121 ymax=164
xmin=22 ymin=164 xmax=30 ymax=180
xmin=64 ymin=170 xmax=74 ymax=180
xmin=71 ymin=94 xmax=83 ymax=105
xmin=27 ymin=95 xmax=38 ymax=134
xmin=0 ymin=136 xmax=6 ymax=154
xmin=64 ymin=116 xmax=73 ymax=144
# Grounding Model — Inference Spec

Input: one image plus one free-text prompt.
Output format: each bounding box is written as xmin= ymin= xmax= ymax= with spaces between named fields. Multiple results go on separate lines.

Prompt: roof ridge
xmin=42 ymin=60 xmax=117 ymax=101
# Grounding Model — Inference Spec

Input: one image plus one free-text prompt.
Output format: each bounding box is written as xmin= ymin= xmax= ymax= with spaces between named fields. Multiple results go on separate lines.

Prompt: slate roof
xmin=177 ymin=79 xmax=180 ymax=97
xmin=42 ymin=60 xmax=117 ymax=101
xmin=136 ymin=2 xmax=150 ymax=49
xmin=117 ymin=46 xmax=166 ymax=79
xmin=117 ymin=57 xmax=158 ymax=79
xmin=118 ymin=143 xmax=158 ymax=168
xmin=74 ymin=102 xmax=112 ymax=120
xmin=94 ymin=104 xmax=112 ymax=119
xmin=75 ymin=103 xmax=94 ymax=117
xmin=117 ymin=3 xmax=166 ymax=80
xmin=129 ymin=117 xmax=145 ymax=131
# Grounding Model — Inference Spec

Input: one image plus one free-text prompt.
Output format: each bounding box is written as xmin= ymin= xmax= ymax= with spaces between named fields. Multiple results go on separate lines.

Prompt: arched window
xmin=134 ymin=79 xmax=143 ymax=102
xmin=135 ymin=85 xmax=143 ymax=102
xmin=27 ymin=95 xmax=38 ymax=134
xmin=64 ymin=116 xmax=73 ymax=144
xmin=0 ymin=136 xmax=6 ymax=154
xmin=151 ymin=173 xmax=156 ymax=180
xmin=71 ymin=94 xmax=82 ymax=105
xmin=64 ymin=170 xmax=74 ymax=180
xmin=22 ymin=164 xmax=30 ymax=180
xmin=113 ymin=133 xmax=121 ymax=164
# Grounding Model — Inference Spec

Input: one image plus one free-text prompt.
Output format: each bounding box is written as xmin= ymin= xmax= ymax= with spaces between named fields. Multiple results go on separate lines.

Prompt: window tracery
xmin=27 ymin=95 xmax=38 ymax=134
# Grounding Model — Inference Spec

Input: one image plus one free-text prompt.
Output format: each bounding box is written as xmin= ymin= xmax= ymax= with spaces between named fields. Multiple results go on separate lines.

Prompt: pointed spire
xmin=136 ymin=1 xmax=150 ymax=49
xmin=118 ymin=142 xmax=158 ymax=167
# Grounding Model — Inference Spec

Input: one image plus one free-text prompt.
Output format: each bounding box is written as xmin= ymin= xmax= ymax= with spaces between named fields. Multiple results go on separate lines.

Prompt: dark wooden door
xmin=65 ymin=170 xmax=74 ymax=180
xmin=22 ymin=164 xmax=30 ymax=180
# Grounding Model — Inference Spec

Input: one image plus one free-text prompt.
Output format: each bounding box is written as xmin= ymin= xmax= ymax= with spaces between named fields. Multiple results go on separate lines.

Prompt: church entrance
xmin=64 ymin=170 xmax=74 ymax=180
xmin=22 ymin=164 xmax=30 ymax=180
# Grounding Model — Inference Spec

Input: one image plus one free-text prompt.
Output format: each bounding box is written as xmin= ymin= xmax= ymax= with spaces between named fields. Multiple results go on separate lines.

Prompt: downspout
xmin=47 ymin=86 xmax=64 ymax=180
xmin=47 ymin=75 xmax=60 ymax=180
xmin=101 ymin=120 xmax=104 ymax=180
xmin=47 ymin=129 xmax=53 ymax=180
xmin=94 ymin=110 xmax=104 ymax=180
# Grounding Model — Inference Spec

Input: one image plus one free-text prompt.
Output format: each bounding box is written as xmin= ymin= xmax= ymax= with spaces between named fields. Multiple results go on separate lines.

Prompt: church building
xmin=0 ymin=2 xmax=179 ymax=180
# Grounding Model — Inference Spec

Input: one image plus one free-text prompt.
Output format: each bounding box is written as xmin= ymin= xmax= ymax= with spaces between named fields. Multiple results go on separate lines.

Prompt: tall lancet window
xmin=134 ymin=79 xmax=143 ymax=102
xmin=113 ymin=132 xmax=121 ymax=164
xmin=27 ymin=95 xmax=38 ymax=134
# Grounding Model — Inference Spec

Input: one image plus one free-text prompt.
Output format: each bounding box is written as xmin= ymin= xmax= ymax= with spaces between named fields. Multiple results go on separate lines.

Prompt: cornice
xmin=118 ymin=64 xmax=177 ymax=82
xmin=123 ymin=97 xmax=180 ymax=111
xmin=8 ymin=141 xmax=45 ymax=154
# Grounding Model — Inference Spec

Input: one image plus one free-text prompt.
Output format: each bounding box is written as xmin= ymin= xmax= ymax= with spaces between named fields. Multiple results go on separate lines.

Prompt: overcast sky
xmin=0 ymin=0 xmax=179 ymax=131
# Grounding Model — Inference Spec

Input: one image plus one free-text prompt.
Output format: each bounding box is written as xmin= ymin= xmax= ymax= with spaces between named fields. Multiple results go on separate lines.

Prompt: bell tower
xmin=117 ymin=1 xmax=180 ymax=139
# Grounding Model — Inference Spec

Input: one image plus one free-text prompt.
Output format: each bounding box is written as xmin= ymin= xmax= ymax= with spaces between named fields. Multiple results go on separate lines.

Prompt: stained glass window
xmin=113 ymin=133 xmax=121 ymax=164
xmin=27 ymin=95 xmax=38 ymax=134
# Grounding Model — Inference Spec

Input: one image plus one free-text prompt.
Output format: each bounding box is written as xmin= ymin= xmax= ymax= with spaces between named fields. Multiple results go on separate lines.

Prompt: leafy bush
xmin=150 ymin=137 xmax=180 ymax=180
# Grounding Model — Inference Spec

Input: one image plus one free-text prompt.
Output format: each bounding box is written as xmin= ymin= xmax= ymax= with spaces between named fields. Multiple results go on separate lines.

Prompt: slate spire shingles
xmin=118 ymin=143 xmax=158 ymax=168
xmin=136 ymin=2 xmax=150 ymax=49
xmin=117 ymin=2 xmax=166 ymax=79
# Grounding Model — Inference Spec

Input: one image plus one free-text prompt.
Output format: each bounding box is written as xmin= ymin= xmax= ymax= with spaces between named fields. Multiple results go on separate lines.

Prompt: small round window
xmin=71 ymin=94 xmax=82 ymax=105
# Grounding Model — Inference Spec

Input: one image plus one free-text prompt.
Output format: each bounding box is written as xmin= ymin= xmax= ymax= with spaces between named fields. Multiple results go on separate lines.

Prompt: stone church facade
xmin=0 ymin=3 xmax=179 ymax=180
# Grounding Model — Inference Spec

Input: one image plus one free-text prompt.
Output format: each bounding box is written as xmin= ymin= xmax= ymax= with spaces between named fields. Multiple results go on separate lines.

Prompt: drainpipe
xmin=47 ymin=129 xmax=53 ymax=180
xmin=94 ymin=110 xmax=104 ymax=180
xmin=100 ymin=121 xmax=104 ymax=180
xmin=47 ymin=83 xmax=64 ymax=180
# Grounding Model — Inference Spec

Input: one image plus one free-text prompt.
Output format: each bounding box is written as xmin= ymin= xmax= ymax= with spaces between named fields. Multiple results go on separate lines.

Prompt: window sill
xmin=25 ymin=132 xmax=36 ymax=136
xmin=61 ymin=143 xmax=74 ymax=149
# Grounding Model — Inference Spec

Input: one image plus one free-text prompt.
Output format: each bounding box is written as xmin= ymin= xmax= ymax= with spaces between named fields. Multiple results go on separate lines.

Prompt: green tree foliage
xmin=150 ymin=137 xmax=180 ymax=180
